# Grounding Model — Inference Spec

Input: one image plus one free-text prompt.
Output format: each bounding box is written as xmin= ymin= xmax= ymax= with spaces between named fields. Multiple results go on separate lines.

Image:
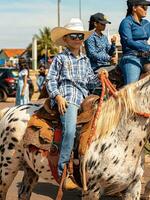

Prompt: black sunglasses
xmin=66 ymin=33 xmax=84 ymax=40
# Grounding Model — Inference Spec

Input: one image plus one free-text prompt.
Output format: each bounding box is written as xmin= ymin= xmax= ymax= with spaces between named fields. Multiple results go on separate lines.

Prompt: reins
xmin=87 ymin=69 xmax=117 ymax=147
xmin=82 ymin=69 xmax=118 ymax=191
xmin=88 ymin=69 xmax=150 ymax=146
xmin=135 ymin=112 xmax=150 ymax=118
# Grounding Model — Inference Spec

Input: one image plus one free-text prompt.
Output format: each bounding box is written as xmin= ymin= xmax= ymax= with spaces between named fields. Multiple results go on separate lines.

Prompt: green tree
xmin=26 ymin=27 xmax=58 ymax=65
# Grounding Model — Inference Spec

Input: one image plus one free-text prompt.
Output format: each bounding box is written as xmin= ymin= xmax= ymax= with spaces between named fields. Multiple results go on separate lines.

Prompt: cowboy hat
xmin=51 ymin=18 xmax=92 ymax=46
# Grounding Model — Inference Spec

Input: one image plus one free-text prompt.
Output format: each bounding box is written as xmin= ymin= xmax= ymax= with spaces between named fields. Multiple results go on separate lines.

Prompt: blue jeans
xmin=36 ymin=75 xmax=45 ymax=91
xmin=120 ymin=55 xmax=144 ymax=85
xmin=58 ymin=103 xmax=79 ymax=177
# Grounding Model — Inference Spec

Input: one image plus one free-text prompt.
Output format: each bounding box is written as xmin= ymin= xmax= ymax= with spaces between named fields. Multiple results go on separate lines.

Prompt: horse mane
xmin=95 ymin=75 xmax=150 ymax=140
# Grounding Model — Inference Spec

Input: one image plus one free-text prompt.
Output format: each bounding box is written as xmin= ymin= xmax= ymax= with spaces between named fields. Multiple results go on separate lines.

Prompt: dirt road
xmin=6 ymin=171 xmax=81 ymax=200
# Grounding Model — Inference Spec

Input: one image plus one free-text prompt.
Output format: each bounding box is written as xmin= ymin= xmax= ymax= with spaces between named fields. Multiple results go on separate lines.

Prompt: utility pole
xmin=57 ymin=0 xmax=62 ymax=52
xmin=58 ymin=0 xmax=60 ymax=27
xmin=79 ymin=0 xmax=81 ymax=19
xmin=32 ymin=35 xmax=37 ymax=70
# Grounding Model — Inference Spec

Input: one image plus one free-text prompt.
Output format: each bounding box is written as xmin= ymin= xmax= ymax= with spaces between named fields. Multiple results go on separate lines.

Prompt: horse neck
xmin=92 ymin=76 xmax=150 ymax=147
xmin=87 ymin=113 xmax=150 ymax=163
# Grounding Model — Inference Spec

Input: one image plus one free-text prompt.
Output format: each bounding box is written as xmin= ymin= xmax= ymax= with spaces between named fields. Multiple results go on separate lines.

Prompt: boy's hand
xmin=55 ymin=95 xmax=68 ymax=115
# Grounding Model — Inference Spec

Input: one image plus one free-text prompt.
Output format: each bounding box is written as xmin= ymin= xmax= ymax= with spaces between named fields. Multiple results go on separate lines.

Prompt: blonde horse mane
xmin=94 ymin=75 xmax=150 ymax=140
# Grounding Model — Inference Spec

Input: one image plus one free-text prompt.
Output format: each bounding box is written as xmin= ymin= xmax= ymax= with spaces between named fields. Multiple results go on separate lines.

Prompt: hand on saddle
xmin=55 ymin=95 xmax=68 ymax=115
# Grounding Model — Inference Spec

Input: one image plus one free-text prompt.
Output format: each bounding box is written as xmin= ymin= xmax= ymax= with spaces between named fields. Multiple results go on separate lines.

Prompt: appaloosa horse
xmin=0 ymin=75 xmax=150 ymax=200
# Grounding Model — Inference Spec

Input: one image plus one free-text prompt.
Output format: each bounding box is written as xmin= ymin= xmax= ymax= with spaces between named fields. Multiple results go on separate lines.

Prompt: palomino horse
xmin=0 ymin=75 xmax=150 ymax=200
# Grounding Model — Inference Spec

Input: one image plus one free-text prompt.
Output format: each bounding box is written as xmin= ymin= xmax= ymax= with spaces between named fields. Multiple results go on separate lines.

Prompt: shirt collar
xmin=93 ymin=31 xmax=104 ymax=38
xmin=64 ymin=47 xmax=87 ymax=60
xmin=129 ymin=14 xmax=144 ymax=25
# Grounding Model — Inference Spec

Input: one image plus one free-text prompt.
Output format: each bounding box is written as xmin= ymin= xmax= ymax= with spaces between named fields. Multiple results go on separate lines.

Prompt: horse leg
xmin=18 ymin=165 xmax=39 ymax=200
xmin=0 ymin=147 xmax=22 ymax=200
xmin=82 ymin=190 xmax=100 ymax=200
xmin=142 ymin=180 xmax=150 ymax=200
xmin=122 ymin=178 xmax=141 ymax=200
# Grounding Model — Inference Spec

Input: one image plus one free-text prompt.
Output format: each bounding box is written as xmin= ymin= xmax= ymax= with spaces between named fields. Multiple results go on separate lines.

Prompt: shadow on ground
xmin=33 ymin=182 xmax=81 ymax=200
xmin=19 ymin=181 xmax=122 ymax=200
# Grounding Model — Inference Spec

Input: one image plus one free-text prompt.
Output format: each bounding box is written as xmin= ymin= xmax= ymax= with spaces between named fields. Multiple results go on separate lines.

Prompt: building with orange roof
xmin=0 ymin=48 xmax=26 ymax=66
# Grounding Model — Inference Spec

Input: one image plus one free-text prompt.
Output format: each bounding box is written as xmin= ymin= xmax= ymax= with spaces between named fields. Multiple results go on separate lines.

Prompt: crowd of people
xmin=14 ymin=0 xmax=150 ymax=188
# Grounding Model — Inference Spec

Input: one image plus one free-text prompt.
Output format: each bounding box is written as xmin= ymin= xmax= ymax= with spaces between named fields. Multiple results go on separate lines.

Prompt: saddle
xmin=23 ymin=95 xmax=99 ymax=185
xmin=23 ymin=94 xmax=99 ymax=155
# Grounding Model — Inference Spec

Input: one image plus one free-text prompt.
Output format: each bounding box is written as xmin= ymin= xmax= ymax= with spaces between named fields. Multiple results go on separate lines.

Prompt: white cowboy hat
xmin=51 ymin=18 xmax=93 ymax=46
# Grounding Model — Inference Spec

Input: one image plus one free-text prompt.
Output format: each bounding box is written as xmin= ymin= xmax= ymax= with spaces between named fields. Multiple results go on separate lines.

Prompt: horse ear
xmin=38 ymin=84 xmax=49 ymax=99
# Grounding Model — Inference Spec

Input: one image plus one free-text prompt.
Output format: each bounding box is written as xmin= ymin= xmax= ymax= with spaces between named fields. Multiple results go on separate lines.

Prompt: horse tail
xmin=0 ymin=107 xmax=9 ymax=120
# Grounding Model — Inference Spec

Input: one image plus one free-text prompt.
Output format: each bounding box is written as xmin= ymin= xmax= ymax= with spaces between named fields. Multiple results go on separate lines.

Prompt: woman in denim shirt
xmin=84 ymin=13 xmax=117 ymax=72
xmin=119 ymin=0 xmax=150 ymax=84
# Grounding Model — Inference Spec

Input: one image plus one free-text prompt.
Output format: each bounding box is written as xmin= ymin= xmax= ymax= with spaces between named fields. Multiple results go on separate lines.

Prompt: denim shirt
xmin=84 ymin=32 xmax=116 ymax=71
xmin=119 ymin=15 xmax=150 ymax=56
xmin=46 ymin=48 xmax=100 ymax=107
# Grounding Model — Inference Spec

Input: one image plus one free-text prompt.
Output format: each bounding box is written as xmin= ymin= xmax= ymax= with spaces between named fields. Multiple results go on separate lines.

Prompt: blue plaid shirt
xmin=84 ymin=32 xmax=116 ymax=71
xmin=46 ymin=48 xmax=100 ymax=106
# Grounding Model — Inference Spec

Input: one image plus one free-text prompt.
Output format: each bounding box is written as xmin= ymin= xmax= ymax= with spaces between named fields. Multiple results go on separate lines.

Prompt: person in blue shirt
xmin=36 ymin=64 xmax=46 ymax=92
xmin=46 ymin=18 xmax=101 ymax=188
xmin=119 ymin=0 xmax=150 ymax=85
xmin=84 ymin=12 xmax=117 ymax=72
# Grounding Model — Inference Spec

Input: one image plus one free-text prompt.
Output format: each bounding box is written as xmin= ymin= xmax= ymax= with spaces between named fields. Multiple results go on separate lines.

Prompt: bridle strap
xmin=135 ymin=112 xmax=150 ymax=118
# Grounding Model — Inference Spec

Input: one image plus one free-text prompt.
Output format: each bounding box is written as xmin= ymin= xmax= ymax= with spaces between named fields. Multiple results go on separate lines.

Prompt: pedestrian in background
xmin=16 ymin=58 xmax=29 ymax=105
xmin=119 ymin=0 xmax=150 ymax=84
xmin=84 ymin=12 xmax=117 ymax=72
xmin=36 ymin=64 xmax=46 ymax=92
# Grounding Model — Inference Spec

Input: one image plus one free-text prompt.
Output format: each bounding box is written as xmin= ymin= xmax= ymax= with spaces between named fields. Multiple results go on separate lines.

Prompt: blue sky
xmin=0 ymin=0 xmax=149 ymax=49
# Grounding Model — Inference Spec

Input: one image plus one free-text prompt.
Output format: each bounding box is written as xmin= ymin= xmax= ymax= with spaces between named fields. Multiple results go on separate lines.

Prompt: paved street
xmin=1 ymin=97 xmax=150 ymax=200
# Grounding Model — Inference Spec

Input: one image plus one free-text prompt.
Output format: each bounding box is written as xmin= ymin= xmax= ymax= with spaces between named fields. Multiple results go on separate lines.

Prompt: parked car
xmin=0 ymin=67 xmax=34 ymax=102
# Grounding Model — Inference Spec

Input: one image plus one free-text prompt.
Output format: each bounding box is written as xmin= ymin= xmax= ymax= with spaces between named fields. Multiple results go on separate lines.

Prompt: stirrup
xmin=63 ymin=174 xmax=80 ymax=190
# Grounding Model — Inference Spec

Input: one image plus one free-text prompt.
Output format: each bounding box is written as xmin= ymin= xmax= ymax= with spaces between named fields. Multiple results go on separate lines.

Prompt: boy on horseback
xmin=46 ymin=18 xmax=101 ymax=188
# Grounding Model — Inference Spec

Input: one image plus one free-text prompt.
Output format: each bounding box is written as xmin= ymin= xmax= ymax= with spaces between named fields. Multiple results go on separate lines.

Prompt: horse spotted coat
xmin=0 ymin=75 xmax=150 ymax=200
